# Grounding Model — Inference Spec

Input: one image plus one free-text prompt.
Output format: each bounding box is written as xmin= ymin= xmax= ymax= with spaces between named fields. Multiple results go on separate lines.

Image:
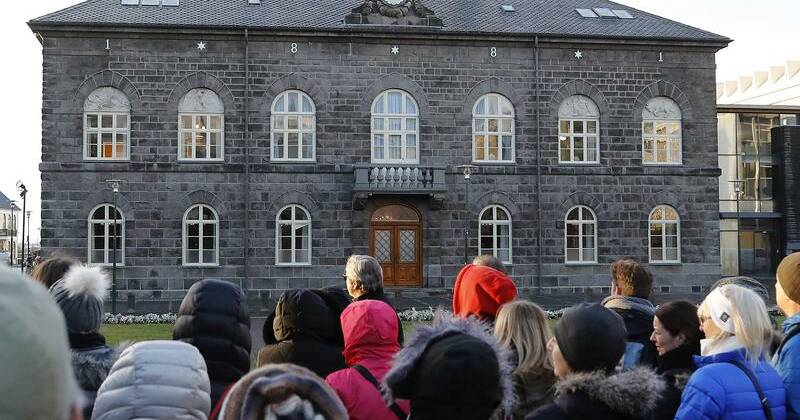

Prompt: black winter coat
xmin=652 ymin=342 xmax=698 ymax=420
xmin=173 ymin=279 xmax=251 ymax=409
xmin=525 ymin=368 xmax=665 ymax=420
xmin=257 ymin=288 xmax=347 ymax=378
xmin=603 ymin=296 xmax=658 ymax=368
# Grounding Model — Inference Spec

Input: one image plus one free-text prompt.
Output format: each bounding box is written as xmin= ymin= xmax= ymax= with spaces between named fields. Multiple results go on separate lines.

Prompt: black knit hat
xmin=553 ymin=303 xmax=626 ymax=373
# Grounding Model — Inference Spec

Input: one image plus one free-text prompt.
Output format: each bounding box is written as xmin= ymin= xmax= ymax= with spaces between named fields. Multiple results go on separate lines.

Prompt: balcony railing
xmin=353 ymin=164 xmax=447 ymax=194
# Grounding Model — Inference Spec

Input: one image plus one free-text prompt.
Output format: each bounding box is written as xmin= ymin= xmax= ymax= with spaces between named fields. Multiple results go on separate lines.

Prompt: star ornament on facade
xmin=391 ymin=46 xmax=399 ymax=55
xmin=197 ymin=41 xmax=207 ymax=51
xmin=574 ymin=50 xmax=583 ymax=59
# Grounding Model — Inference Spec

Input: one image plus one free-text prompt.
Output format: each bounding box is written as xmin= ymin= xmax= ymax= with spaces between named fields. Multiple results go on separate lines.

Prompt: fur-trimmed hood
xmin=554 ymin=368 xmax=665 ymax=418
xmin=384 ymin=311 xmax=515 ymax=418
xmin=71 ymin=344 xmax=126 ymax=392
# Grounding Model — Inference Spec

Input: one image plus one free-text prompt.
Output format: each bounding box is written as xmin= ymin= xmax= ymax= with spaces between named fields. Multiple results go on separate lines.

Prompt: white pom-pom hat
xmin=48 ymin=265 xmax=110 ymax=334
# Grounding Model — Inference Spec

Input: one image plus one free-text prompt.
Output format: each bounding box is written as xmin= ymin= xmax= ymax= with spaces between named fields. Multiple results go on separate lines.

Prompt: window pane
xmin=288 ymin=91 xmax=298 ymax=113
xmin=587 ymin=120 xmax=597 ymax=134
xmin=116 ymin=114 xmax=128 ymax=129
xmin=196 ymin=116 xmax=207 ymax=130
xmin=87 ymin=114 xmax=98 ymax=129
xmin=373 ymin=118 xmax=384 ymax=131
xmin=388 ymin=92 xmax=402 ymax=113
xmin=373 ymin=95 xmax=384 ymax=113
xmin=475 ymin=135 xmax=485 ymax=160
xmin=115 ymin=134 xmax=126 ymax=157
xmin=475 ymin=119 xmax=485 ymax=132
xmin=274 ymin=95 xmax=285 ymax=112
xmin=488 ymin=95 xmax=498 ymax=115
xmin=209 ymin=132 xmax=220 ymax=148
xmin=287 ymin=116 xmax=298 ymax=130
xmin=195 ymin=133 xmax=207 ymax=159
xmin=373 ymin=135 xmax=384 ymax=159
xmin=302 ymin=116 xmax=313 ymax=130
xmin=474 ymin=98 xmax=485 ymax=115
xmin=202 ymin=236 xmax=214 ymax=251
xmin=388 ymin=135 xmax=402 ymax=160
xmin=88 ymin=133 xmax=99 ymax=158
xmin=502 ymin=137 xmax=512 ymax=161
xmin=643 ymin=122 xmax=654 ymax=134
xmin=488 ymin=135 xmax=499 ymax=160
xmin=188 ymin=236 xmax=199 ymax=251
xmin=302 ymin=96 xmax=313 ymax=113
xmin=101 ymin=114 xmax=114 ymax=128
xmin=406 ymin=118 xmax=416 ymax=131
xmin=559 ymin=120 xmax=569 ymax=133
xmin=488 ymin=119 xmax=498 ymax=132
xmin=500 ymin=119 xmax=512 ymax=133
xmin=302 ymin=133 xmax=313 ymax=158
xmin=388 ymin=118 xmax=402 ymax=130
xmin=573 ymin=120 xmax=584 ymax=133
xmin=406 ymin=135 xmax=417 ymax=159
xmin=288 ymin=133 xmax=299 ymax=159
xmin=202 ymin=250 xmax=214 ymax=264
xmin=273 ymin=116 xmax=285 ymax=130
xmin=101 ymin=133 xmax=113 ymax=158
xmin=210 ymin=116 xmax=221 ymax=130
xmin=567 ymin=249 xmax=579 ymax=262
xmin=501 ymin=99 xmax=513 ymax=116
xmin=405 ymin=98 xmax=417 ymax=115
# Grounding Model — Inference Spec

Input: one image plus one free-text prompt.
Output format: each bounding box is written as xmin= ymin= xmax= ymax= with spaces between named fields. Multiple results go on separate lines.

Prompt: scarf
xmin=601 ymin=295 xmax=655 ymax=316
xmin=700 ymin=335 xmax=743 ymax=356
xmin=69 ymin=331 xmax=107 ymax=350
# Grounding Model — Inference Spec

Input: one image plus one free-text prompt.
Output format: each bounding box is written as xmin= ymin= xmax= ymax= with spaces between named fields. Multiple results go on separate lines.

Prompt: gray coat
xmin=91 ymin=340 xmax=211 ymax=420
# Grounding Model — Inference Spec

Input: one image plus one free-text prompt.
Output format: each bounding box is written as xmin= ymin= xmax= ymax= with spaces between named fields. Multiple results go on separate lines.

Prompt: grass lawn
xmin=101 ymin=323 xmax=173 ymax=346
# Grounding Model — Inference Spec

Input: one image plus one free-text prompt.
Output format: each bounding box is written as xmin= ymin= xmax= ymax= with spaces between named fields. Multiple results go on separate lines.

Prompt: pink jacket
xmin=326 ymin=300 xmax=409 ymax=420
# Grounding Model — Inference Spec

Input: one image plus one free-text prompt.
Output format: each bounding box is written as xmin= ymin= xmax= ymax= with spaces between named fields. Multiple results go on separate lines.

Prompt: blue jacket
xmin=774 ymin=314 xmax=800 ymax=420
xmin=675 ymin=348 xmax=786 ymax=420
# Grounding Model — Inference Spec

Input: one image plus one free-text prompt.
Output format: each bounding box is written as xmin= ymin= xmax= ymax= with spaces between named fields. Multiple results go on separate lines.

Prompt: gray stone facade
xmin=33 ymin=24 xmax=724 ymax=311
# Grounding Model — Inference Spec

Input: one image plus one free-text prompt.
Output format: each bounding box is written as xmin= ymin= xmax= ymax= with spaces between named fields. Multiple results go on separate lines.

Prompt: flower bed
xmin=104 ymin=313 xmax=177 ymax=324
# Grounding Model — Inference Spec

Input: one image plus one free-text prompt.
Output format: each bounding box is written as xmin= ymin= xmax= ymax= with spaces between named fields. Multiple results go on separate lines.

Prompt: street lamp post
xmin=729 ymin=179 xmax=746 ymax=276
xmin=26 ymin=211 xmax=31 ymax=261
xmin=16 ymin=181 xmax=27 ymax=273
xmin=457 ymin=165 xmax=477 ymax=265
xmin=106 ymin=179 xmax=123 ymax=314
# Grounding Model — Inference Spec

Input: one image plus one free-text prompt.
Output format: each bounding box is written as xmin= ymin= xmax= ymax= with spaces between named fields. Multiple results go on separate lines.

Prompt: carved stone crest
xmin=345 ymin=0 xmax=442 ymax=27
xmin=84 ymin=87 xmax=131 ymax=113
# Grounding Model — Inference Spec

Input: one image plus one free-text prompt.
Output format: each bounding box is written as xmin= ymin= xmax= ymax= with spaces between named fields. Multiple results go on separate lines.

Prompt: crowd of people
xmin=2 ymin=251 xmax=800 ymax=420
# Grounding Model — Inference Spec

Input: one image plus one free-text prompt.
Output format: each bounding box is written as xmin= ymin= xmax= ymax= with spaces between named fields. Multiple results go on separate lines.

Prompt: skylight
xmin=612 ymin=9 xmax=634 ymax=19
xmin=121 ymin=0 xmax=179 ymax=6
xmin=592 ymin=8 xmax=616 ymax=18
xmin=576 ymin=8 xmax=598 ymax=18
xmin=576 ymin=8 xmax=634 ymax=19
xmin=501 ymin=5 xmax=515 ymax=12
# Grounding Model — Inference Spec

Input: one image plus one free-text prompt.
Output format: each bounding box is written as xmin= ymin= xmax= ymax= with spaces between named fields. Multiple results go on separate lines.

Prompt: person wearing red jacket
xmin=453 ymin=263 xmax=518 ymax=323
xmin=326 ymin=300 xmax=410 ymax=420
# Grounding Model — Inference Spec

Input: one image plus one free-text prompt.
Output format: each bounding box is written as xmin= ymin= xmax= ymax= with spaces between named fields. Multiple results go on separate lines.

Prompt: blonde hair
xmin=698 ymin=284 xmax=773 ymax=363
xmin=494 ymin=300 xmax=553 ymax=375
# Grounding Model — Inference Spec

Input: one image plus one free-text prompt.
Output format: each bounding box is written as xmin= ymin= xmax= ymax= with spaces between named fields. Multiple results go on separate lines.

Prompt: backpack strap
xmin=775 ymin=324 xmax=800 ymax=357
xmin=352 ymin=364 xmax=407 ymax=420
xmin=726 ymin=360 xmax=774 ymax=420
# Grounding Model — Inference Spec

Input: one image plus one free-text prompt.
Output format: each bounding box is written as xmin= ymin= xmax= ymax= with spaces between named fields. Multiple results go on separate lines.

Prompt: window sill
xmin=564 ymin=262 xmax=600 ymax=266
xmin=83 ymin=158 xmax=130 ymax=162
xmin=643 ymin=162 xmax=683 ymax=167
xmin=558 ymin=162 xmax=601 ymax=166
xmin=183 ymin=264 xmax=220 ymax=268
xmin=472 ymin=161 xmax=516 ymax=166
xmin=270 ymin=159 xmax=317 ymax=163
xmin=89 ymin=263 xmax=126 ymax=267
xmin=648 ymin=261 xmax=681 ymax=266
xmin=275 ymin=263 xmax=312 ymax=267
xmin=370 ymin=161 xmax=421 ymax=166
xmin=178 ymin=159 xmax=225 ymax=163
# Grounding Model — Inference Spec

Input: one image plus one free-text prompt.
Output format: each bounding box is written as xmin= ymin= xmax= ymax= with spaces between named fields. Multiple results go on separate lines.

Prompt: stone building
xmin=29 ymin=0 xmax=729 ymax=312
xmin=0 ymin=192 xmax=20 ymax=257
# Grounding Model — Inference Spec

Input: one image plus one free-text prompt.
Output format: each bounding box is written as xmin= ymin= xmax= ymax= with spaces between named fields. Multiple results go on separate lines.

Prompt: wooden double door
xmin=369 ymin=204 xmax=422 ymax=287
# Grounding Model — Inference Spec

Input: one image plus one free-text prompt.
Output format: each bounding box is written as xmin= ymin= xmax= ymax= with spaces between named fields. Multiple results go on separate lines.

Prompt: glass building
xmin=717 ymin=60 xmax=800 ymax=279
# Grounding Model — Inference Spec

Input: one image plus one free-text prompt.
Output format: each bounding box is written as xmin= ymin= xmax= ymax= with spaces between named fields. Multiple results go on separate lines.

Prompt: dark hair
xmin=655 ymin=300 xmax=702 ymax=345
xmin=611 ymin=258 xmax=653 ymax=299
xmin=472 ymin=255 xmax=507 ymax=274
xmin=31 ymin=256 xmax=78 ymax=289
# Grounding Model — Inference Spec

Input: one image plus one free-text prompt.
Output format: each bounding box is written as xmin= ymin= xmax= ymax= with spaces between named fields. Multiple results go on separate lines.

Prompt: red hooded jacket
xmin=453 ymin=264 xmax=517 ymax=321
xmin=326 ymin=300 xmax=410 ymax=420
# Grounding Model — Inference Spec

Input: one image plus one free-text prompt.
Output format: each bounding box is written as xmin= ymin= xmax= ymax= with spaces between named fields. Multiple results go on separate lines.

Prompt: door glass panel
xmin=375 ymin=230 xmax=391 ymax=262
xmin=371 ymin=205 xmax=419 ymax=223
xmin=400 ymin=230 xmax=416 ymax=262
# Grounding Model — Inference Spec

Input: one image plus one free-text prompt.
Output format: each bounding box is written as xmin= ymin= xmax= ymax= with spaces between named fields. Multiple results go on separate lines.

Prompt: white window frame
xmin=83 ymin=87 xmax=131 ymax=161
xmin=558 ymin=95 xmax=600 ymax=164
xmin=478 ymin=205 xmax=513 ymax=264
xmin=178 ymin=113 xmax=225 ymax=161
xmin=270 ymin=90 xmax=316 ymax=162
xmin=564 ymin=205 xmax=598 ymax=264
xmin=371 ymin=89 xmax=419 ymax=164
xmin=649 ymin=205 xmax=681 ymax=264
xmin=275 ymin=204 xmax=312 ymax=266
xmin=472 ymin=93 xmax=515 ymax=163
xmin=182 ymin=204 xmax=219 ymax=267
xmin=87 ymin=204 xmax=125 ymax=266
xmin=642 ymin=97 xmax=683 ymax=165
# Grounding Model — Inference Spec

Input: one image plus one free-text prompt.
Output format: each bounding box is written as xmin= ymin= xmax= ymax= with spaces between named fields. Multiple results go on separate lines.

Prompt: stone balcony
xmin=352 ymin=164 xmax=447 ymax=209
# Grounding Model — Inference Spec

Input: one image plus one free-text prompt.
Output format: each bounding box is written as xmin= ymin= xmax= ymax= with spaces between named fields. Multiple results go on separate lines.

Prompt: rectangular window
xmin=642 ymin=120 xmax=681 ymax=164
xmin=179 ymin=114 xmax=224 ymax=161
xmin=559 ymin=119 xmax=599 ymax=164
xmin=84 ymin=113 xmax=129 ymax=160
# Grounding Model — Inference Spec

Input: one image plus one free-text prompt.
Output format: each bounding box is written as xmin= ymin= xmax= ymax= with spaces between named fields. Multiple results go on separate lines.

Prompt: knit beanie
xmin=49 ymin=265 xmax=109 ymax=334
xmin=711 ymin=276 xmax=769 ymax=304
xmin=553 ymin=303 xmax=627 ymax=373
xmin=453 ymin=264 xmax=517 ymax=321
xmin=220 ymin=364 xmax=348 ymax=420
xmin=778 ymin=252 xmax=800 ymax=304
xmin=0 ymin=266 xmax=75 ymax=420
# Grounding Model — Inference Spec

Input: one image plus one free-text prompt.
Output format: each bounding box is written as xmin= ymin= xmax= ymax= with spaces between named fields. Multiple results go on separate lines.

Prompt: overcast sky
xmin=0 ymin=0 xmax=796 ymax=243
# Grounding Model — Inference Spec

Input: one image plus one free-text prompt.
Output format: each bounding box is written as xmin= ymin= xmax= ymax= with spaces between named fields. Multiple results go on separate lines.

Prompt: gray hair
xmin=472 ymin=255 xmax=507 ymax=274
xmin=345 ymin=255 xmax=384 ymax=293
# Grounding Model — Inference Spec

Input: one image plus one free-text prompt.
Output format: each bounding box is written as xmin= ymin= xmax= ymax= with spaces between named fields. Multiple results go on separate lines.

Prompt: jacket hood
xmin=555 ymin=368 xmax=666 ymax=417
xmin=342 ymin=299 xmax=400 ymax=366
xmin=783 ymin=312 xmax=800 ymax=332
xmin=91 ymin=340 xmax=211 ymax=420
xmin=273 ymin=289 xmax=341 ymax=344
xmin=221 ymin=364 xmax=348 ymax=420
xmin=384 ymin=311 xmax=515 ymax=418
xmin=601 ymin=295 xmax=655 ymax=316
xmin=452 ymin=265 xmax=517 ymax=321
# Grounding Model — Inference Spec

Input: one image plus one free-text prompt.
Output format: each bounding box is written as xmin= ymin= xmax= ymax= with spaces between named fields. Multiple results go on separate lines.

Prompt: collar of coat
xmin=783 ymin=312 xmax=800 ymax=333
xmin=601 ymin=295 xmax=655 ymax=316
xmin=554 ymin=367 xmax=666 ymax=417
xmin=382 ymin=311 xmax=516 ymax=416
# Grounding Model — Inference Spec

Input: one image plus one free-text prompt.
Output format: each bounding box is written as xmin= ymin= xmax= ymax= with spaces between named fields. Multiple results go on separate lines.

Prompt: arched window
xmin=183 ymin=204 xmax=219 ymax=266
xmin=565 ymin=206 xmax=597 ymax=263
xmin=642 ymin=97 xmax=682 ymax=164
xmin=271 ymin=90 xmax=316 ymax=161
xmin=84 ymin=87 xmax=131 ymax=160
xmin=473 ymin=94 xmax=515 ymax=162
xmin=276 ymin=205 xmax=311 ymax=265
xmin=371 ymin=90 xmax=419 ymax=164
xmin=88 ymin=204 xmax=124 ymax=266
xmin=178 ymin=88 xmax=224 ymax=161
xmin=479 ymin=205 xmax=512 ymax=264
xmin=558 ymin=95 xmax=600 ymax=164
xmin=649 ymin=205 xmax=680 ymax=263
